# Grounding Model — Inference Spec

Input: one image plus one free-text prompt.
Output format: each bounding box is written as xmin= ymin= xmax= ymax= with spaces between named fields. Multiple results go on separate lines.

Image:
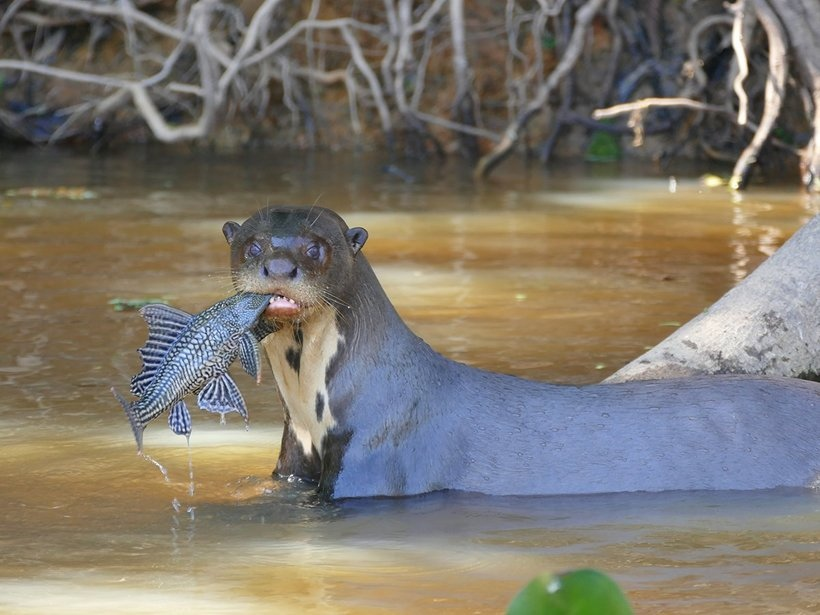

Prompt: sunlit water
xmin=1 ymin=148 xmax=819 ymax=613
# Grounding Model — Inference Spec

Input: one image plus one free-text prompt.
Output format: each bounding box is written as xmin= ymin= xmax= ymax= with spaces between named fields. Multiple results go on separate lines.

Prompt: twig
xmin=539 ymin=5 xmax=574 ymax=161
xmin=303 ymin=0 xmax=322 ymax=116
xmin=730 ymin=0 xmax=788 ymax=190
xmin=536 ymin=0 xmax=567 ymax=17
xmin=413 ymin=111 xmax=500 ymax=142
xmin=278 ymin=58 xmax=302 ymax=134
xmin=392 ymin=0 xmax=413 ymax=117
xmin=339 ymin=23 xmax=392 ymax=137
xmin=449 ymin=0 xmax=480 ymax=157
xmin=684 ymin=14 xmax=733 ymax=90
xmin=242 ymin=18 xmax=384 ymax=71
xmin=124 ymin=2 xmax=218 ymax=142
xmin=596 ymin=0 xmax=622 ymax=107
xmin=0 ymin=58 xmax=129 ymax=88
xmin=217 ymin=0 xmax=283 ymax=106
xmin=345 ymin=66 xmax=362 ymax=137
xmin=36 ymin=0 xmax=187 ymax=41
xmin=0 ymin=0 xmax=30 ymax=37
xmin=410 ymin=17 xmax=435 ymax=111
xmin=475 ymin=0 xmax=609 ymax=179
xmin=593 ymin=97 xmax=727 ymax=119
xmin=770 ymin=0 xmax=820 ymax=192
xmin=381 ymin=0 xmax=399 ymax=100
xmin=409 ymin=0 xmax=447 ymax=34
xmin=729 ymin=0 xmax=752 ymax=126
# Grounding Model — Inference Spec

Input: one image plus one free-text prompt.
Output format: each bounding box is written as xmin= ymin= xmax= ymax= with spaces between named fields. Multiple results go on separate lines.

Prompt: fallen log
xmin=606 ymin=214 xmax=820 ymax=383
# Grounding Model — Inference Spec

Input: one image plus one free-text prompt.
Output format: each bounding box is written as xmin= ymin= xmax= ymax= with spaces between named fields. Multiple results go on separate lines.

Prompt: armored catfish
xmin=112 ymin=292 xmax=277 ymax=452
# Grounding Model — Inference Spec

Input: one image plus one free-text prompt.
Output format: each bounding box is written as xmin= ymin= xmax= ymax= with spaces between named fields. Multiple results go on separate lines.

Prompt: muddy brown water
xmin=1 ymin=148 xmax=819 ymax=614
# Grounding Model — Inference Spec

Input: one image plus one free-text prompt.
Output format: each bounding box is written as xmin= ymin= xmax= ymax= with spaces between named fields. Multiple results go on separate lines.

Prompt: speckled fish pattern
xmin=112 ymin=292 xmax=273 ymax=452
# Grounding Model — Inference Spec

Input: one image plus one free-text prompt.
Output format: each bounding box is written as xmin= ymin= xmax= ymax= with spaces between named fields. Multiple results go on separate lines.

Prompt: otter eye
xmin=245 ymin=241 xmax=263 ymax=259
xmin=305 ymin=243 xmax=322 ymax=261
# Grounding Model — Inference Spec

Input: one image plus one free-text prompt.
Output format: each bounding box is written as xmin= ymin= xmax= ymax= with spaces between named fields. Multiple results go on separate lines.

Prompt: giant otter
xmin=222 ymin=206 xmax=820 ymax=499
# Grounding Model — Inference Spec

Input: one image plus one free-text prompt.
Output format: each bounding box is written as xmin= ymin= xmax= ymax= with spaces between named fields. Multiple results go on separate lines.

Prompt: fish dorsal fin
xmin=197 ymin=374 xmax=248 ymax=423
xmin=168 ymin=400 xmax=192 ymax=436
xmin=130 ymin=304 xmax=194 ymax=395
xmin=239 ymin=332 xmax=262 ymax=384
xmin=140 ymin=304 xmax=193 ymax=340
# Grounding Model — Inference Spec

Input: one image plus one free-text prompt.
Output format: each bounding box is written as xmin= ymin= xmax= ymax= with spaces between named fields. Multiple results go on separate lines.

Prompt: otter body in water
xmin=222 ymin=206 xmax=820 ymax=499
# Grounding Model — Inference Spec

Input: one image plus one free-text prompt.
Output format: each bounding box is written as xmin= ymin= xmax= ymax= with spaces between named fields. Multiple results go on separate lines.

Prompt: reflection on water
xmin=1 ymin=148 xmax=819 ymax=613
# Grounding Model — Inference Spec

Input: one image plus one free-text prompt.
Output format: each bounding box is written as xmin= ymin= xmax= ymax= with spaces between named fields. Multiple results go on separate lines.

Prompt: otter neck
xmin=262 ymin=258 xmax=415 ymax=461
xmin=263 ymin=308 xmax=342 ymax=459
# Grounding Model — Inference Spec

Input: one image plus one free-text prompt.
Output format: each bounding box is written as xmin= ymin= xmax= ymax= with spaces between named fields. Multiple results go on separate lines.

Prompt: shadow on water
xmin=216 ymin=482 xmax=820 ymax=532
xmin=1 ymin=147 xmax=819 ymax=614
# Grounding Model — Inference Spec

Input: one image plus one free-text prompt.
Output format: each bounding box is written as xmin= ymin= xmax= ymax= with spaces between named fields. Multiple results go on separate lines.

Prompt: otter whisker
xmin=307 ymin=204 xmax=324 ymax=230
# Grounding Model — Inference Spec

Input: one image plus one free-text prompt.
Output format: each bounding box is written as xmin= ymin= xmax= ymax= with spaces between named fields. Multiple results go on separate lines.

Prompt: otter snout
xmin=261 ymin=257 xmax=299 ymax=281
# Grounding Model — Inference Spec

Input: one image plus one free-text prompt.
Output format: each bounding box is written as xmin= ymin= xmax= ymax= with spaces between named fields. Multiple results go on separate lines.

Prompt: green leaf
xmin=108 ymin=297 xmax=169 ymax=312
xmin=585 ymin=131 xmax=620 ymax=162
xmin=507 ymin=568 xmax=634 ymax=615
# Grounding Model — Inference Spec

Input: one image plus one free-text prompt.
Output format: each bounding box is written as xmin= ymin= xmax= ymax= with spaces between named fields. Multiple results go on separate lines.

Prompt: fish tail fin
xmin=111 ymin=386 xmax=145 ymax=454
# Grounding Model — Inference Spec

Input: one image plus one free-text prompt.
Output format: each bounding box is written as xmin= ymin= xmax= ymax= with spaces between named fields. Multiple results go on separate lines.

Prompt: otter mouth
xmin=265 ymin=292 xmax=302 ymax=319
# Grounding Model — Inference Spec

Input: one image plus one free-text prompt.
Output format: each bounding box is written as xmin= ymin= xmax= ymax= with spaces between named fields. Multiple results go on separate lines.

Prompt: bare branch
xmin=0 ymin=0 xmax=816 ymax=193
xmin=730 ymin=0 xmax=788 ymax=190
xmin=0 ymin=59 xmax=130 ymax=88
xmin=413 ymin=111 xmax=500 ymax=142
xmin=475 ymin=0 xmax=608 ymax=179
xmin=729 ymin=0 xmax=753 ymax=126
xmin=410 ymin=0 xmax=448 ymax=34
xmin=593 ymin=97 xmax=727 ymax=119
xmin=35 ymin=0 xmax=188 ymax=41
xmin=339 ymin=23 xmax=392 ymax=137
xmin=685 ymin=14 xmax=734 ymax=91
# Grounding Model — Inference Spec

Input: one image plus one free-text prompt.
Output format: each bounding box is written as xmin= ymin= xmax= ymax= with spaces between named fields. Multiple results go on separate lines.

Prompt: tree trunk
xmin=606 ymin=214 xmax=820 ymax=383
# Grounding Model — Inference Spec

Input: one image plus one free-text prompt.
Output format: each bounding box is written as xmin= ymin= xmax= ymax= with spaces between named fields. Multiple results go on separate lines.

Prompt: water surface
xmin=1 ymin=148 xmax=818 ymax=613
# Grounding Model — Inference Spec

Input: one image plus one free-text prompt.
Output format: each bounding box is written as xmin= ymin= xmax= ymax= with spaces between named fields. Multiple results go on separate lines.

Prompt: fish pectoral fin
xmin=250 ymin=317 xmax=280 ymax=342
xmin=168 ymin=400 xmax=192 ymax=437
xmin=133 ymin=305 xmax=194 ymax=394
xmin=197 ymin=374 xmax=248 ymax=422
xmin=238 ymin=332 xmax=262 ymax=383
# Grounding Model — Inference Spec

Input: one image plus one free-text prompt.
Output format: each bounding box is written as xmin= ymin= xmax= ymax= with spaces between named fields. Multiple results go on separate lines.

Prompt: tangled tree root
xmin=590 ymin=0 xmax=820 ymax=192
xmin=0 ymin=0 xmax=818 ymax=190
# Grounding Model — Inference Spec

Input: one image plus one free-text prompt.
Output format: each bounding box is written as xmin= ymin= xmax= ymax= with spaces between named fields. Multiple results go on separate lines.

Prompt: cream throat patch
xmin=263 ymin=310 xmax=342 ymax=457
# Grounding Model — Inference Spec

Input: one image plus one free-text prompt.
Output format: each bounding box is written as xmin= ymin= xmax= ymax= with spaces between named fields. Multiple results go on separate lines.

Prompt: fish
xmin=112 ymin=292 xmax=277 ymax=452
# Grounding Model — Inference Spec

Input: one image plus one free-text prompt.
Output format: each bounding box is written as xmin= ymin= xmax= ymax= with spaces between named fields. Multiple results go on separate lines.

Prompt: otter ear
xmin=346 ymin=227 xmax=368 ymax=255
xmin=222 ymin=221 xmax=241 ymax=245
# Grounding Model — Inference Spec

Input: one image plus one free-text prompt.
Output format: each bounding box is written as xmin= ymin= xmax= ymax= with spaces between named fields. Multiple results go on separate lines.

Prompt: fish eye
xmin=305 ymin=243 xmax=322 ymax=261
xmin=245 ymin=241 xmax=263 ymax=259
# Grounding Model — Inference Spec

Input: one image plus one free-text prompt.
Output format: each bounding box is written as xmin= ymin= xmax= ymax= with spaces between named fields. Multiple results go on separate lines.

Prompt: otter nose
xmin=261 ymin=258 xmax=299 ymax=280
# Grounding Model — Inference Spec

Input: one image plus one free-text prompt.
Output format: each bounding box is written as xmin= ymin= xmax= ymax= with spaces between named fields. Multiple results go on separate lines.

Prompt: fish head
xmin=223 ymin=206 xmax=368 ymax=322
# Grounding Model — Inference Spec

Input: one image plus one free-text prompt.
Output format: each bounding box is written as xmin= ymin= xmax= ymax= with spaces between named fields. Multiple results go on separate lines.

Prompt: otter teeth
xmin=271 ymin=294 xmax=298 ymax=306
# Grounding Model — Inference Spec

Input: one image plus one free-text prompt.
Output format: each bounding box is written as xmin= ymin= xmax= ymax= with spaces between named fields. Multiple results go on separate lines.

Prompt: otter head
xmin=222 ymin=206 xmax=368 ymax=322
